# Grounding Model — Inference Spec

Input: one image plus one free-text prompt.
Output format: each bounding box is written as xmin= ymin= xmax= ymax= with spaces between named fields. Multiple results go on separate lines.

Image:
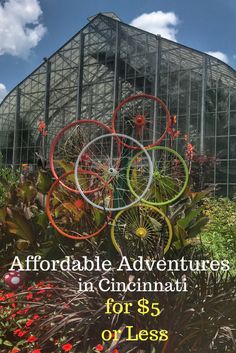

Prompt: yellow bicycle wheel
xmin=111 ymin=204 xmax=172 ymax=260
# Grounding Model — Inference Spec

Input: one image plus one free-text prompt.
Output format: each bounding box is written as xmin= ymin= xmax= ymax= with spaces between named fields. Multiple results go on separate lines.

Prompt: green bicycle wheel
xmin=111 ymin=203 xmax=172 ymax=259
xmin=127 ymin=146 xmax=189 ymax=206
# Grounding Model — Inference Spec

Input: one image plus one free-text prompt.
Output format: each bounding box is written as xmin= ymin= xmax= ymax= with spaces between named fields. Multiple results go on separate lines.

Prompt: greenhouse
xmin=0 ymin=12 xmax=236 ymax=196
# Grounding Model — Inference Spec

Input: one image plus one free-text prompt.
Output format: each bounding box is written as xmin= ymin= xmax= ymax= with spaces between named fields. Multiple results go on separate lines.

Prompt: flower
xmin=173 ymin=130 xmax=180 ymax=138
xmin=96 ymin=344 xmax=104 ymax=352
xmin=26 ymin=292 xmax=33 ymax=300
xmin=113 ymin=350 xmax=119 ymax=353
xmin=33 ymin=314 xmax=40 ymax=320
xmin=37 ymin=120 xmax=46 ymax=132
xmin=18 ymin=330 xmax=27 ymax=337
xmin=27 ymin=335 xmax=37 ymax=343
xmin=62 ymin=343 xmax=73 ymax=351
xmin=74 ymin=199 xmax=85 ymax=209
xmin=184 ymin=134 xmax=189 ymax=141
xmin=11 ymin=348 xmax=20 ymax=353
xmin=25 ymin=319 xmax=34 ymax=327
xmin=37 ymin=119 xmax=48 ymax=137
xmin=172 ymin=115 xmax=177 ymax=124
xmin=32 ymin=350 xmax=42 ymax=353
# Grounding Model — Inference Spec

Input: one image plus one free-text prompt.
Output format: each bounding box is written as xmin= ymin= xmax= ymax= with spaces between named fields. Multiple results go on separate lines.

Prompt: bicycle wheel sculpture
xmin=46 ymin=171 xmax=112 ymax=240
xmin=49 ymin=120 xmax=112 ymax=193
xmin=46 ymin=94 xmax=187 ymax=258
xmin=74 ymin=133 xmax=153 ymax=212
xmin=111 ymin=204 xmax=172 ymax=259
xmin=112 ymin=93 xmax=172 ymax=149
xmin=127 ymin=146 xmax=189 ymax=206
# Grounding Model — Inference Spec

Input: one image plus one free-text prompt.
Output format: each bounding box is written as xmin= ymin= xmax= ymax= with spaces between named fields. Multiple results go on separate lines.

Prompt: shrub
xmin=200 ymin=196 xmax=236 ymax=272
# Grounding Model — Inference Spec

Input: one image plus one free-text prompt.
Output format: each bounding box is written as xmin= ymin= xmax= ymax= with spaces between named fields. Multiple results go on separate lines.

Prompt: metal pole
xmin=152 ymin=35 xmax=161 ymax=161
xmin=227 ymin=88 xmax=230 ymax=197
xmin=112 ymin=21 xmax=120 ymax=111
xmin=111 ymin=21 xmax=120 ymax=160
xmin=76 ymin=32 xmax=85 ymax=119
xmin=12 ymin=86 xmax=20 ymax=168
xmin=43 ymin=58 xmax=51 ymax=158
xmin=200 ymin=55 xmax=207 ymax=154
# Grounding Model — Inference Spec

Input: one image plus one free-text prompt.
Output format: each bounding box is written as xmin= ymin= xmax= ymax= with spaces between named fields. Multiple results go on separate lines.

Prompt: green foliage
xmin=0 ymin=163 xmax=234 ymax=353
xmin=0 ymin=168 xmax=63 ymax=267
xmin=169 ymin=188 xmax=211 ymax=250
xmin=200 ymin=196 xmax=236 ymax=271
xmin=0 ymin=167 xmax=19 ymax=207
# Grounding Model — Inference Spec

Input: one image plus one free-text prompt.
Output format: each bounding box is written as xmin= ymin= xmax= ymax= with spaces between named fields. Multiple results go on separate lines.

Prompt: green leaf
xmin=147 ymin=216 xmax=163 ymax=231
xmin=54 ymin=159 xmax=74 ymax=174
xmin=188 ymin=217 xmax=209 ymax=237
xmin=37 ymin=170 xmax=53 ymax=194
xmin=92 ymin=208 xmax=104 ymax=226
xmin=3 ymin=340 xmax=13 ymax=347
xmin=35 ymin=212 xmax=49 ymax=229
xmin=177 ymin=208 xmax=203 ymax=229
xmin=17 ymin=181 xmax=37 ymax=203
xmin=5 ymin=210 xmax=35 ymax=243
xmin=0 ymin=207 xmax=6 ymax=222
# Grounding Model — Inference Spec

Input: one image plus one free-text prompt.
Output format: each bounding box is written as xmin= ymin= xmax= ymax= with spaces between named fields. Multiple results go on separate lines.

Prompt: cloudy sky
xmin=0 ymin=0 xmax=236 ymax=101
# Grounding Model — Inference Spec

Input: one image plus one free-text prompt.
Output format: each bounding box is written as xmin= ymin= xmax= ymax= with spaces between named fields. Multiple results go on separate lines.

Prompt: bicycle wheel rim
xmin=74 ymin=133 xmax=154 ymax=212
xmin=111 ymin=203 xmax=172 ymax=258
xmin=46 ymin=170 xmax=112 ymax=240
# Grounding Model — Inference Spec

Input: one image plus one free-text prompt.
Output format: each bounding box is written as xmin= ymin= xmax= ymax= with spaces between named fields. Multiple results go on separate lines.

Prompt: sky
xmin=0 ymin=0 xmax=236 ymax=101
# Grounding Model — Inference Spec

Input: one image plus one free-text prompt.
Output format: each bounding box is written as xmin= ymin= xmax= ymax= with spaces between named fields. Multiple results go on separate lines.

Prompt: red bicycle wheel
xmin=111 ymin=93 xmax=172 ymax=149
xmin=49 ymin=120 xmax=113 ymax=193
xmin=46 ymin=170 xmax=112 ymax=240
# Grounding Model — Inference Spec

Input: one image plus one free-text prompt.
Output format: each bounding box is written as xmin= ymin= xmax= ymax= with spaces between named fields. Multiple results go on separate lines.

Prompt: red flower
xmin=62 ymin=343 xmax=73 ymax=351
xmin=74 ymin=199 xmax=85 ymax=210
xmin=113 ymin=350 xmax=119 ymax=353
xmin=26 ymin=292 xmax=33 ymax=300
xmin=18 ymin=330 xmax=27 ymax=337
xmin=13 ymin=328 xmax=20 ymax=335
xmin=35 ymin=281 xmax=45 ymax=287
xmin=33 ymin=314 xmax=40 ymax=320
xmin=25 ymin=319 xmax=34 ymax=327
xmin=34 ymin=297 xmax=42 ymax=301
xmin=173 ymin=130 xmax=180 ymax=138
xmin=38 ymin=120 xmax=46 ymax=132
xmin=37 ymin=289 xmax=46 ymax=294
xmin=27 ymin=335 xmax=37 ymax=343
xmin=0 ymin=296 xmax=5 ymax=301
xmin=11 ymin=348 xmax=20 ymax=353
xmin=32 ymin=350 xmax=41 ymax=353
xmin=96 ymin=344 xmax=104 ymax=352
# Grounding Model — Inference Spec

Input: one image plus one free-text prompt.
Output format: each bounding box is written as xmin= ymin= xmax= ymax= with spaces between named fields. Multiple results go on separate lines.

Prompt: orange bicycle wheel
xmin=46 ymin=170 xmax=112 ymax=240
